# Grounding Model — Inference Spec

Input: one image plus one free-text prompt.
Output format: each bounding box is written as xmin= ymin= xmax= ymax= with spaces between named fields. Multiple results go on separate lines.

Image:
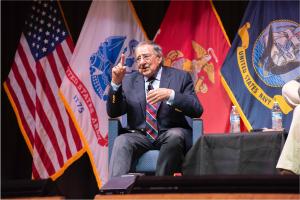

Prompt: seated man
xmin=107 ymin=41 xmax=203 ymax=177
xmin=276 ymin=79 xmax=300 ymax=175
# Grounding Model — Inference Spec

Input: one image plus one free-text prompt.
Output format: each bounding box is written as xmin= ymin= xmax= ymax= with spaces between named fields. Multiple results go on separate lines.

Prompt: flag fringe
xmin=3 ymin=82 xmax=34 ymax=154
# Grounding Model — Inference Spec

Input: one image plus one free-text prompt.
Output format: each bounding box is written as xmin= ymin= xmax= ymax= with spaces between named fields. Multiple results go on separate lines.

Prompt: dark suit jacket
xmin=107 ymin=66 xmax=203 ymax=132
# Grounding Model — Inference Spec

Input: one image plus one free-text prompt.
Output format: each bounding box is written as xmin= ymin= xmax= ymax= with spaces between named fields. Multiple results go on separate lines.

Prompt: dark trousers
xmin=109 ymin=127 xmax=192 ymax=178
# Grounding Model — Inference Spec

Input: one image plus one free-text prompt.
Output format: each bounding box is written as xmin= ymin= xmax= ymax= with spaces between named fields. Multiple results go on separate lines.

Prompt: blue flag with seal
xmin=221 ymin=1 xmax=299 ymax=131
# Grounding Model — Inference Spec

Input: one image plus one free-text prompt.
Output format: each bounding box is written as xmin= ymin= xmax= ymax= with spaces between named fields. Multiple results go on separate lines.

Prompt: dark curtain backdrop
xmin=1 ymin=0 xmax=248 ymax=195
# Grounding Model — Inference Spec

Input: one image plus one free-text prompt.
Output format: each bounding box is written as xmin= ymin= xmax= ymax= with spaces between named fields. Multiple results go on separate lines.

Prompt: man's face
xmin=135 ymin=44 xmax=162 ymax=78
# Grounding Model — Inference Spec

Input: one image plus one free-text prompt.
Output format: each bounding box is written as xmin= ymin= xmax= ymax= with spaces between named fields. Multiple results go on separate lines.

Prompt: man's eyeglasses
xmin=135 ymin=54 xmax=155 ymax=64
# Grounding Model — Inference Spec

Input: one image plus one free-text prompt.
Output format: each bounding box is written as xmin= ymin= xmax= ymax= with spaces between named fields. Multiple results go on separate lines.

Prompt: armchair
xmin=108 ymin=118 xmax=203 ymax=174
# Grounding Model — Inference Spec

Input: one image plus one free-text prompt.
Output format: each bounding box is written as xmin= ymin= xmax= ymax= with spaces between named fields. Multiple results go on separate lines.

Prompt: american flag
xmin=3 ymin=0 xmax=83 ymax=179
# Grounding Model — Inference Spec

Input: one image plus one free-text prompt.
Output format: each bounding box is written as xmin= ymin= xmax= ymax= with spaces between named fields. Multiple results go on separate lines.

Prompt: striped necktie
xmin=145 ymin=78 xmax=158 ymax=142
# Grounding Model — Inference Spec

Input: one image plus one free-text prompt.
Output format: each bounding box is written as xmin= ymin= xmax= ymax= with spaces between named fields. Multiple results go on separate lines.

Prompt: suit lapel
xmin=134 ymin=73 xmax=146 ymax=115
xmin=159 ymin=66 xmax=171 ymax=89
xmin=157 ymin=66 xmax=171 ymax=111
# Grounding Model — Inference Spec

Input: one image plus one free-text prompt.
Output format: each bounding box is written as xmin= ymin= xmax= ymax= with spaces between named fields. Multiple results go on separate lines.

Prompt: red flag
xmin=155 ymin=1 xmax=231 ymax=133
xmin=3 ymin=1 xmax=84 ymax=179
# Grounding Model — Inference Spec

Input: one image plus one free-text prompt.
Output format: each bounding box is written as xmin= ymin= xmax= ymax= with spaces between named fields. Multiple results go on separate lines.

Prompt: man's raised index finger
xmin=120 ymin=54 xmax=125 ymax=66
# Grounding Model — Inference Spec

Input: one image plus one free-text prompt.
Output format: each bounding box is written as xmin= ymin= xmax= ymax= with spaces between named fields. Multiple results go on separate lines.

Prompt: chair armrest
xmin=192 ymin=118 xmax=203 ymax=144
xmin=108 ymin=118 xmax=122 ymax=161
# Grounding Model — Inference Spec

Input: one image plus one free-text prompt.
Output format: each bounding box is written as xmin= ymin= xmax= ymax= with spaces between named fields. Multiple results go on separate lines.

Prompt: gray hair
xmin=135 ymin=41 xmax=164 ymax=64
xmin=135 ymin=41 xmax=162 ymax=57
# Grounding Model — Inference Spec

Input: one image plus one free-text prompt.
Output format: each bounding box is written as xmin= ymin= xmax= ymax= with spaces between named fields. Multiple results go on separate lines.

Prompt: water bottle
xmin=272 ymin=101 xmax=282 ymax=130
xmin=230 ymin=105 xmax=240 ymax=133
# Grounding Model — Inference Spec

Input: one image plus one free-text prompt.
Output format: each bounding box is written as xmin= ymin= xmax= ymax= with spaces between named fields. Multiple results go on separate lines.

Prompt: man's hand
xmin=112 ymin=54 xmax=126 ymax=85
xmin=147 ymin=88 xmax=172 ymax=104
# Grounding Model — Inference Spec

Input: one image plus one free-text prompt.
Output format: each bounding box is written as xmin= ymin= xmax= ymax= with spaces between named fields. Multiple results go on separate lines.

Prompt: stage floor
xmin=95 ymin=193 xmax=300 ymax=199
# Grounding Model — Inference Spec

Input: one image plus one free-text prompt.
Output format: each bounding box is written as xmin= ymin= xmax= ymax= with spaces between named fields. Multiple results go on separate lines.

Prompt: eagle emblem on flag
xmin=253 ymin=20 xmax=300 ymax=87
xmin=90 ymin=36 xmax=138 ymax=101
xmin=164 ymin=41 xmax=218 ymax=94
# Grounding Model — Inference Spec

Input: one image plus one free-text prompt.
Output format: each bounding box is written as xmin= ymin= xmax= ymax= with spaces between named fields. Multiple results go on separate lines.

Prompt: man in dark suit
xmin=107 ymin=41 xmax=203 ymax=177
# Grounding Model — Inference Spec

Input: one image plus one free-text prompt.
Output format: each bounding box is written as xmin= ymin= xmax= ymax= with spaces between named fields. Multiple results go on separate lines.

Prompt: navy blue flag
xmin=221 ymin=1 xmax=300 ymax=131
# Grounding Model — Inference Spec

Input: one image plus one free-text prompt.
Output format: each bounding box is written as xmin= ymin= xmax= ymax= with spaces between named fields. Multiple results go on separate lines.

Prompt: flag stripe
xmin=56 ymin=43 xmax=69 ymax=72
xmin=66 ymin=37 xmax=75 ymax=53
xmin=19 ymin=36 xmax=37 ymax=79
xmin=14 ymin=51 xmax=36 ymax=101
xmin=34 ymin=130 xmax=56 ymax=175
xmin=47 ymin=53 xmax=62 ymax=86
xmin=5 ymin=79 xmax=35 ymax=145
xmin=11 ymin=62 xmax=36 ymax=118
xmin=35 ymin=81 xmax=68 ymax=164
xmin=6 ymin=71 xmax=36 ymax=138
xmin=66 ymin=110 xmax=83 ymax=151
xmin=44 ymin=52 xmax=80 ymax=154
xmin=50 ymin=51 xmax=83 ymax=151
xmin=17 ymin=42 xmax=36 ymax=87
xmin=35 ymin=97 xmax=64 ymax=167
xmin=34 ymin=112 xmax=62 ymax=173
xmin=36 ymin=61 xmax=72 ymax=158
xmin=32 ymin=162 xmax=41 ymax=179
xmin=52 ymin=50 xmax=67 ymax=84
xmin=34 ymin=93 xmax=66 ymax=174
xmin=12 ymin=48 xmax=39 ymax=140
xmin=57 ymin=40 xmax=73 ymax=71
